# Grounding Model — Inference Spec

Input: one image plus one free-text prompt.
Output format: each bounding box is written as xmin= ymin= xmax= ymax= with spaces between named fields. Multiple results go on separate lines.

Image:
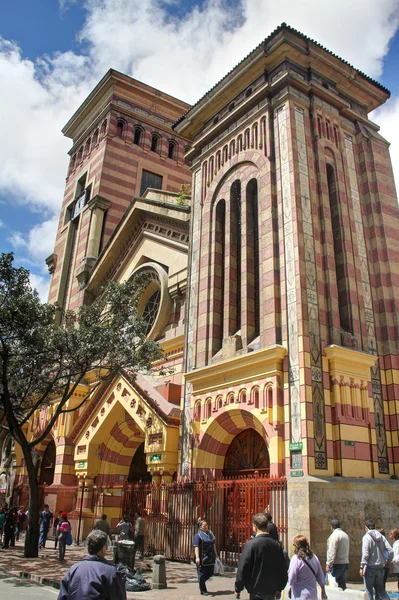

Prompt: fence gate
xmin=123 ymin=475 xmax=287 ymax=566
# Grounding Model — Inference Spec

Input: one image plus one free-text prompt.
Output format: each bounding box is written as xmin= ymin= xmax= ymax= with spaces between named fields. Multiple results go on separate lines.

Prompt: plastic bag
xmin=326 ymin=572 xmax=338 ymax=587
xmin=214 ymin=557 xmax=224 ymax=576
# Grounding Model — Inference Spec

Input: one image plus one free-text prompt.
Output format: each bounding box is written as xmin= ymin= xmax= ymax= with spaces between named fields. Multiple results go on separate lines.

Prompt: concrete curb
xmin=0 ymin=566 xmax=60 ymax=589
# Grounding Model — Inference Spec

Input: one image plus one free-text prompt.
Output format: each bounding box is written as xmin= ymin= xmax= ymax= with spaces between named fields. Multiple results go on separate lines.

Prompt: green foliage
xmin=176 ymin=183 xmax=191 ymax=206
xmin=0 ymin=252 xmax=163 ymax=449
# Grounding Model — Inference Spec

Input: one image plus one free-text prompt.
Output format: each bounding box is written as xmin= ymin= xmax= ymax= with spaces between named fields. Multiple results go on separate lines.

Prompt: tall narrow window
xmin=252 ymin=123 xmax=258 ymax=149
xmin=222 ymin=145 xmax=228 ymax=164
xmin=333 ymin=125 xmax=340 ymax=146
xmin=213 ymin=199 xmax=226 ymax=355
xmin=327 ymin=164 xmax=352 ymax=332
xmin=209 ymin=156 xmax=214 ymax=181
xmin=317 ymin=116 xmax=322 ymax=138
xmin=100 ymin=120 xmax=107 ymax=138
xmin=140 ymin=170 xmax=163 ymax=196
xmin=230 ymin=140 xmax=235 ymax=157
xmin=261 ymin=117 xmax=267 ymax=153
xmin=247 ymin=179 xmax=260 ymax=339
xmin=237 ymin=135 xmax=243 ymax=152
xmin=77 ymin=146 xmax=83 ymax=163
xmin=326 ymin=120 xmax=331 ymax=140
xmin=168 ymin=141 xmax=176 ymax=159
xmin=231 ymin=180 xmax=241 ymax=333
xmin=92 ymin=129 xmax=99 ymax=146
xmin=84 ymin=138 xmax=91 ymax=157
xmin=151 ymin=134 xmax=159 ymax=152
xmin=134 ymin=127 xmax=142 ymax=145
xmin=216 ymin=151 xmax=221 ymax=171
xmin=244 ymin=129 xmax=250 ymax=149
xmin=116 ymin=119 xmax=124 ymax=138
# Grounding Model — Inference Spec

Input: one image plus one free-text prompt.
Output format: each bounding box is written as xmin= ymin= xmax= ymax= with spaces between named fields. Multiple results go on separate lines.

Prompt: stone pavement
xmin=0 ymin=538 xmax=398 ymax=600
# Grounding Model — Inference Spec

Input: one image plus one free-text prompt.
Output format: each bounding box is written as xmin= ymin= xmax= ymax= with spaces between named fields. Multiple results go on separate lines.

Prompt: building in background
xmin=7 ymin=24 xmax=399 ymax=574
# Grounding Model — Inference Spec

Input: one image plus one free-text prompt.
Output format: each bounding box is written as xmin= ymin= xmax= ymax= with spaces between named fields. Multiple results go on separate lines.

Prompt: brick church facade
xmin=3 ymin=24 xmax=398 ymax=571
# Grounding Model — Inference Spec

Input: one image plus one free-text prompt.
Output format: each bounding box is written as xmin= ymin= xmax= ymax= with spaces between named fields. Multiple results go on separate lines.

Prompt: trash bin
xmin=114 ymin=540 xmax=135 ymax=569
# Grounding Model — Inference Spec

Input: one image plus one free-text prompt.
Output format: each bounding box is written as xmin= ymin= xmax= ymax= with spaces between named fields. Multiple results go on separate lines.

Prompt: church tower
xmin=46 ymin=70 xmax=191 ymax=314
xmin=175 ymin=23 xmax=399 ymax=568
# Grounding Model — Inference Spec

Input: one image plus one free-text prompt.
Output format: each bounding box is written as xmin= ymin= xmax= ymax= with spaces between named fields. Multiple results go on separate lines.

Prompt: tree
xmin=0 ymin=253 xmax=163 ymax=557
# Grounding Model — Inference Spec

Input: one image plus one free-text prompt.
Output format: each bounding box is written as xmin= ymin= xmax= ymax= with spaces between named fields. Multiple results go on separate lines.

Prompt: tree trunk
xmin=23 ymin=448 xmax=40 ymax=558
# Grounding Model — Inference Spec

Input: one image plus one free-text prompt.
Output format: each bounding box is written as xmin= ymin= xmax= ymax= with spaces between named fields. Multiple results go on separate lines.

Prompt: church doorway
xmin=223 ymin=429 xmax=270 ymax=477
xmin=128 ymin=442 xmax=151 ymax=483
xmin=39 ymin=440 xmax=56 ymax=486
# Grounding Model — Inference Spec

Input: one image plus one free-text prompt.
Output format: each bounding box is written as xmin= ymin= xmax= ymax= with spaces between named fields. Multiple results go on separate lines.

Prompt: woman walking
xmin=288 ymin=535 xmax=327 ymax=600
xmin=57 ymin=512 xmax=71 ymax=561
xmin=194 ymin=520 xmax=217 ymax=596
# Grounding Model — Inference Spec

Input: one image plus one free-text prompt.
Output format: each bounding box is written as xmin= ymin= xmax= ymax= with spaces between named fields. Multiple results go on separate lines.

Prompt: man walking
xmin=326 ymin=519 xmax=350 ymax=590
xmin=134 ymin=511 xmax=145 ymax=560
xmin=235 ymin=513 xmax=288 ymax=600
xmin=58 ymin=530 xmax=126 ymax=600
xmin=93 ymin=514 xmax=111 ymax=538
xmin=39 ymin=504 xmax=53 ymax=549
xmin=360 ymin=519 xmax=393 ymax=600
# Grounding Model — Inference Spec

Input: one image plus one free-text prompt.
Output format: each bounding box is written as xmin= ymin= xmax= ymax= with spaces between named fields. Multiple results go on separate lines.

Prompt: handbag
xmin=65 ymin=530 xmax=73 ymax=546
xmin=214 ymin=557 xmax=224 ymax=576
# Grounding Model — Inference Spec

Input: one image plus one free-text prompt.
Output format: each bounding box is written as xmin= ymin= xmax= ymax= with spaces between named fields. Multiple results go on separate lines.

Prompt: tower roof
xmin=174 ymin=22 xmax=390 ymax=137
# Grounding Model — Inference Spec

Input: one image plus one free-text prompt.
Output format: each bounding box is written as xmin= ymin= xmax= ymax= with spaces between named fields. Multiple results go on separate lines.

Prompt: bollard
xmin=152 ymin=554 xmax=167 ymax=589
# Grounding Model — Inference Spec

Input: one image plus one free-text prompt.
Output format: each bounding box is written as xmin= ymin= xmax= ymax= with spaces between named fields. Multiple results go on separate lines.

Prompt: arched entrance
xmin=128 ymin=442 xmax=151 ymax=483
xmin=223 ymin=429 xmax=270 ymax=477
xmin=39 ymin=440 xmax=56 ymax=485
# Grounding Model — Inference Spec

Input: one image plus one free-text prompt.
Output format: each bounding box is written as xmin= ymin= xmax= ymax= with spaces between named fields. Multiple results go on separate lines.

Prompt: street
xmin=0 ymin=571 xmax=58 ymax=599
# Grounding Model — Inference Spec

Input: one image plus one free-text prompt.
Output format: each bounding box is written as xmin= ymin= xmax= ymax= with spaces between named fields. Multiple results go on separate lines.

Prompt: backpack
xmin=59 ymin=521 xmax=70 ymax=534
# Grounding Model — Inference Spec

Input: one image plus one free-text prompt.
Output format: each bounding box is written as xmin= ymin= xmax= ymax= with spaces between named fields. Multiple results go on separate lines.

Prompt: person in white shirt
xmin=390 ymin=529 xmax=399 ymax=594
xmin=326 ymin=519 xmax=350 ymax=590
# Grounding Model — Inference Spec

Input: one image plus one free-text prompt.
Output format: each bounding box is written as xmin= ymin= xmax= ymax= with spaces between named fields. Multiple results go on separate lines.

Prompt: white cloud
xmin=8 ymin=218 xmax=58 ymax=271
xmin=373 ymin=98 xmax=399 ymax=194
xmin=29 ymin=272 xmax=51 ymax=303
xmin=1 ymin=0 xmax=399 ymax=279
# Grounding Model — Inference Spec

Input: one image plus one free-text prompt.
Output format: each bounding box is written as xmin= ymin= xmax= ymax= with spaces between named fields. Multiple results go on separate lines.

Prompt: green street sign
xmin=290 ymin=470 xmax=304 ymax=477
xmin=150 ymin=454 xmax=162 ymax=463
xmin=289 ymin=442 xmax=303 ymax=451
xmin=77 ymin=461 xmax=85 ymax=468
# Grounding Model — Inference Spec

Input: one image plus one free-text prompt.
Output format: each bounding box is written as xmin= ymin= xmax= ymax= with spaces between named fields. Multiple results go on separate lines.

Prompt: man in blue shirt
xmin=39 ymin=504 xmax=53 ymax=548
xmin=58 ymin=530 xmax=126 ymax=600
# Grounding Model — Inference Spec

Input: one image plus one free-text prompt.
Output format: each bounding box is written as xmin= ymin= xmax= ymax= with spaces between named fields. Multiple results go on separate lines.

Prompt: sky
xmin=1 ymin=0 xmax=399 ymax=301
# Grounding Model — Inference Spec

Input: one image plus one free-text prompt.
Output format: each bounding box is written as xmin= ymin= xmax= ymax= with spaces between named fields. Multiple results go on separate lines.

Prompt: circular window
xmin=142 ymin=290 xmax=161 ymax=334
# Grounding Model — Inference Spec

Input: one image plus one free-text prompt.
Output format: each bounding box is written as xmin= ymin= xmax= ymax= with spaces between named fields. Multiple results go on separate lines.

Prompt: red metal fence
xmin=123 ymin=475 xmax=287 ymax=566
xmin=17 ymin=475 xmax=287 ymax=566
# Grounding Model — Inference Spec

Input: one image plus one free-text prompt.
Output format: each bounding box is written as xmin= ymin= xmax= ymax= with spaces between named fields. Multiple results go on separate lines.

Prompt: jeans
xmin=58 ymin=533 xmax=66 ymax=560
xmin=197 ymin=564 xmax=214 ymax=593
xmin=331 ymin=563 xmax=349 ymax=590
xmin=364 ymin=566 xmax=390 ymax=600
xmin=39 ymin=526 xmax=49 ymax=547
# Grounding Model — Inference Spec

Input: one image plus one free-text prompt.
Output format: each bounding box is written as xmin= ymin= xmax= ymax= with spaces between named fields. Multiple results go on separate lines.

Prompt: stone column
xmin=76 ymin=195 xmax=111 ymax=289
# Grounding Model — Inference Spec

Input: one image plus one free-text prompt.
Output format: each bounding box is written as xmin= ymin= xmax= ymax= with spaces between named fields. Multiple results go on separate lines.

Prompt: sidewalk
xmin=0 ymin=539 xmax=398 ymax=599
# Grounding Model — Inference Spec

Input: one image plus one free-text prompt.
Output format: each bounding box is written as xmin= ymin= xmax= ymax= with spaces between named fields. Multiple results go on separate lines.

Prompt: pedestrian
xmin=2 ymin=506 xmax=17 ymax=549
xmin=264 ymin=511 xmax=279 ymax=541
xmin=389 ymin=529 xmax=399 ymax=594
xmin=116 ymin=514 xmax=133 ymax=540
xmin=54 ymin=511 xmax=62 ymax=549
xmin=134 ymin=511 xmax=145 ymax=560
xmin=235 ymin=512 xmax=288 ymax=600
xmin=39 ymin=504 xmax=53 ymax=548
xmin=15 ymin=506 xmax=26 ymax=542
xmin=57 ymin=530 xmax=126 ymax=600
xmin=93 ymin=514 xmax=111 ymax=537
xmin=375 ymin=528 xmax=390 ymax=599
xmin=0 ymin=508 xmax=5 ymax=544
xmin=326 ymin=519 xmax=350 ymax=590
xmin=360 ymin=519 xmax=393 ymax=600
xmin=194 ymin=519 xmax=217 ymax=596
xmin=57 ymin=512 xmax=72 ymax=561
xmin=288 ymin=534 xmax=327 ymax=600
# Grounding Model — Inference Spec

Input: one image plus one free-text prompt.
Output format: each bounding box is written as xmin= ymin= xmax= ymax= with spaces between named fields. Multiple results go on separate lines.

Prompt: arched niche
xmin=223 ymin=428 xmax=270 ymax=477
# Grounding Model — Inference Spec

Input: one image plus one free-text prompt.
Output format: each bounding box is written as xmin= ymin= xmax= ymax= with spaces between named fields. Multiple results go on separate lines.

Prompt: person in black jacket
xmin=235 ymin=513 xmax=288 ymax=600
xmin=264 ymin=511 xmax=279 ymax=541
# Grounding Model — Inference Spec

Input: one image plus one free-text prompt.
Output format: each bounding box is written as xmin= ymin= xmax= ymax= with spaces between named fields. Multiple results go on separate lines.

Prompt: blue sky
xmin=1 ymin=0 xmax=399 ymax=300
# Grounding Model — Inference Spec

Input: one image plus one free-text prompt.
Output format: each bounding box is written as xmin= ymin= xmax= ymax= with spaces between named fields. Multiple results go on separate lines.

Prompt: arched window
xmin=194 ymin=401 xmax=201 ymax=422
xmin=252 ymin=123 xmax=258 ymax=149
xmin=92 ymin=129 xmax=99 ymax=146
xmin=116 ymin=119 xmax=125 ymax=138
xmin=209 ymin=156 xmax=214 ymax=181
xmin=69 ymin=154 xmax=76 ymax=174
xmin=317 ymin=116 xmax=322 ymax=138
xmin=261 ymin=117 xmax=267 ymax=152
xmin=229 ymin=102 xmax=235 ymax=112
xmin=237 ymin=135 xmax=243 ymax=152
xmin=100 ymin=119 xmax=107 ymax=138
xmin=77 ymin=146 xmax=83 ymax=163
xmin=213 ymin=115 xmax=219 ymax=125
xmin=168 ymin=141 xmax=176 ymax=159
xmin=246 ymin=179 xmax=260 ymax=340
xmin=213 ymin=199 xmax=226 ymax=355
xmin=151 ymin=133 xmax=160 ymax=152
xmin=253 ymin=388 xmax=260 ymax=409
xmin=134 ymin=126 xmax=143 ymax=146
xmin=222 ymin=145 xmax=228 ymax=164
xmin=326 ymin=163 xmax=352 ymax=332
xmin=229 ymin=140 xmax=235 ymax=157
xmin=244 ymin=129 xmax=250 ymax=150
xmin=245 ymin=87 xmax=252 ymax=98
xmin=267 ymin=386 xmax=273 ymax=410
xmin=205 ymin=399 xmax=212 ymax=421
xmin=333 ymin=125 xmax=340 ymax=146
xmin=216 ymin=151 xmax=221 ymax=171
xmin=228 ymin=393 xmax=235 ymax=404
xmin=84 ymin=138 xmax=91 ymax=157
xmin=230 ymin=180 xmax=242 ymax=334
xmin=326 ymin=120 xmax=331 ymax=141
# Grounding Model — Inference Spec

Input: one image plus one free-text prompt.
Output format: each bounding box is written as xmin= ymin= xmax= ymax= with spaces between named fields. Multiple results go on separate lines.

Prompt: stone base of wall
xmin=287 ymin=476 xmax=399 ymax=581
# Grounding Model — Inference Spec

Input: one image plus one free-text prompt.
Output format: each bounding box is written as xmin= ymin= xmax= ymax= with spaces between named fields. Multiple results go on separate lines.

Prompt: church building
xmin=3 ymin=23 xmax=398 ymax=573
